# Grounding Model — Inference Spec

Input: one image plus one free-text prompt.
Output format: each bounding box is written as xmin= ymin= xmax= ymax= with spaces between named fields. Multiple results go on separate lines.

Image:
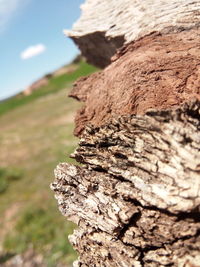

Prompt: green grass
xmin=0 ymin=60 xmax=97 ymax=116
xmin=4 ymin=204 xmax=77 ymax=265
xmin=0 ymin=60 xmax=97 ymax=266
xmin=0 ymin=167 xmax=23 ymax=193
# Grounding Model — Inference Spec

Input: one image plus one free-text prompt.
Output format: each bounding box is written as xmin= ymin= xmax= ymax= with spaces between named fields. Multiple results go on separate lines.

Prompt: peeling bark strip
xmin=51 ymin=100 xmax=200 ymax=267
xmin=65 ymin=0 xmax=200 ymax=67
xmin=70 ymin=29 xmax=200 ymax=137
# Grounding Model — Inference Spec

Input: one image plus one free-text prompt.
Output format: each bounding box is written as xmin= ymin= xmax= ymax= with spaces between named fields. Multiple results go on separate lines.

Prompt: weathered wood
xmin=65 ymin=0 xmax=200 ymax=67
xmin=70 ymin=29 xmax=200 ymax=137
xmin=51 ymin=99 xmax=200 ymax=267
xmin=51 ymin=1 xmax=200 ymax=266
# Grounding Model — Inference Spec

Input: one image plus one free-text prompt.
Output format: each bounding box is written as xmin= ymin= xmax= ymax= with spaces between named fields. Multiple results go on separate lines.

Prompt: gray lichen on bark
xmin=51 ymin=99 xmax=200 ymax=267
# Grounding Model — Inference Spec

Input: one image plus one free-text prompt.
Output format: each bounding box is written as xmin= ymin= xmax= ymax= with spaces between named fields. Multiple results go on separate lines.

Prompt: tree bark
xmin=51 ymin=1 xmax=200 ymax=266
xmin=70 ymin=29 xmax=200 ymax=137
xmin=65 ymin=0 xmax=200 ymax=67
xmin=51 ymin=99 xmax=200 ymax=267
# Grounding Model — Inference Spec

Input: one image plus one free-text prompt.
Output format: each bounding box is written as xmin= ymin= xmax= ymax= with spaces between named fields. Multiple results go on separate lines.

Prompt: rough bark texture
xmin=70 ymin=29 xmax=200 ymax=137
xmin=51 ymin=1 xmax=200 ymax=266
xmin=66 ymin=0 xmax=200 ymax=67
xmin=51 ymin=100 xmax=200 ymax=267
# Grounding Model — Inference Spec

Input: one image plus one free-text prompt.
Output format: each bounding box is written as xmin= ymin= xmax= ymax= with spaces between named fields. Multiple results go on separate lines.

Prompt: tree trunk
xmin=51 ymin=100 xmax=200 ymax=266
xmin=65 ymin=0 xmax=200 ymax=68
xmin=51 ymin=1 xmax=200 ymax=266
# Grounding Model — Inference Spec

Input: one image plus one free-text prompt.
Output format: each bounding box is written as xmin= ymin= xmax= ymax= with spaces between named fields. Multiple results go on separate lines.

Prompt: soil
xmin=69 ymin=29 xmax=200 ymax=136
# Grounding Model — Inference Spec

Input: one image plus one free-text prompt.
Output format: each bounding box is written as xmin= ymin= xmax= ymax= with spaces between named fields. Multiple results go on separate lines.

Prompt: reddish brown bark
xmin=70 ymin=29 xmax=200 ymax=136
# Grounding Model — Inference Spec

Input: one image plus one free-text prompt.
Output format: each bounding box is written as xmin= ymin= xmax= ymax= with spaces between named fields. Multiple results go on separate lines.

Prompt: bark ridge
xmin=51 ymin=100 xmax=200 ymax=267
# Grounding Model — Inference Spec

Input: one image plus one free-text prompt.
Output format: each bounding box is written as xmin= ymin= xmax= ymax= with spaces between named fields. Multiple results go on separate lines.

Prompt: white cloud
xmin=20 ymin=44 xmax=46 ymax=60
xmin=0 ymin=0 xmax=29 ymax=32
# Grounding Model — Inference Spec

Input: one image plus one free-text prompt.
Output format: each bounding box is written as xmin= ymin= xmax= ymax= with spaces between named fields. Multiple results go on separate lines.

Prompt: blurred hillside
xmin=23 ymin=56 xmax=83 ymax=97
xmin=0 ymin=58 xmax=97 ymax=266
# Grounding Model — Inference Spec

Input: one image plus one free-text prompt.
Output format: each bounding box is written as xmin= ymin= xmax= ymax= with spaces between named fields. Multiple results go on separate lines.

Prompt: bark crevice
xmin=51 ymin=99 xmax=200 ymax=266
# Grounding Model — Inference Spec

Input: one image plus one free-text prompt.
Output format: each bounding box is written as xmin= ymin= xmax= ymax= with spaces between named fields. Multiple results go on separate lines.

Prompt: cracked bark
xmin=51 ymin=100 xmax=200 ymax=267
xmin=51 ymin=1 xmax=200 ymax=265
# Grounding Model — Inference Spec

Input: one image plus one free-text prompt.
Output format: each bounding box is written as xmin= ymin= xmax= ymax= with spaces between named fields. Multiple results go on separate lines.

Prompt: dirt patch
xmin=70 ymin=29 xmax=200 ymax=136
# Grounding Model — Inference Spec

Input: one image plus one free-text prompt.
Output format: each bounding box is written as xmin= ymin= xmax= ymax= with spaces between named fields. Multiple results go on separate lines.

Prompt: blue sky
xmin=0 ymin=0 xmax=84 ymax=100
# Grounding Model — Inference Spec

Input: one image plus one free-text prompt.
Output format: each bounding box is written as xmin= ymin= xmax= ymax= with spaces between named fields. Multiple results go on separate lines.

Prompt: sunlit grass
xmin=0 ymin=60 xmax=97 ymax=265
xmin=0 ymin=60 xmax=97 ymax=116
xmin=4 ymin=204 xmax=77 ymax=265
xmin=0 ymin=167 xmax=23 ymax=193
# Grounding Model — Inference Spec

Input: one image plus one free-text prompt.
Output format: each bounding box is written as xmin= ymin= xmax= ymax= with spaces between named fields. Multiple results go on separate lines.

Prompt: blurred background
xmin=0 ymin=0 xmax=97 ymax=266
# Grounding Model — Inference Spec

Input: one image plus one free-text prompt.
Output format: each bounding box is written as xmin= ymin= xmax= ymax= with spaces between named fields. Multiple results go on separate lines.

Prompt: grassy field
xmin=0 ymin=60 xmax=96 ymax=116
xmin=0 ymin=60 xmax=97 ymax=266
